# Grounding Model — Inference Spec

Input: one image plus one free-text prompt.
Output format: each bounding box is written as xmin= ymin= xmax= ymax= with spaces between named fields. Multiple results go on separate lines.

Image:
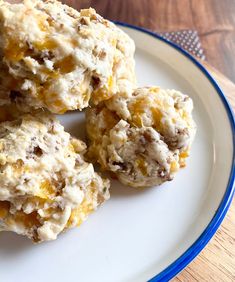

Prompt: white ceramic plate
xmin=0 ymin=24 xmax=234 ymax=282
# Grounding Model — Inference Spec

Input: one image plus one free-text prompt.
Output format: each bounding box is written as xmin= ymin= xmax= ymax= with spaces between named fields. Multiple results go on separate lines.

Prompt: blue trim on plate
xmin=115 ymin=22 xmax=235 ymax=282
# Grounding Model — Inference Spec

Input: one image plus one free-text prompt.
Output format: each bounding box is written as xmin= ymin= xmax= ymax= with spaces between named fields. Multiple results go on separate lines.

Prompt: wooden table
xmin=7 ymin=0 xmax=235 ymax=281
xmin=63 ymin=1 xmax=235 ymax=281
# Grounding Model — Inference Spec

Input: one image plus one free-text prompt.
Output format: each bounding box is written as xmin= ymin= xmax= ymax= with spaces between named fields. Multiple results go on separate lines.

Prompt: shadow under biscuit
xmin=0 ymin=232 xmax=33 ymax=255
xmin=57 ymin=110 xmax=86 ymax=142
xmin=110 ymin=179 xmax=151 ymax=198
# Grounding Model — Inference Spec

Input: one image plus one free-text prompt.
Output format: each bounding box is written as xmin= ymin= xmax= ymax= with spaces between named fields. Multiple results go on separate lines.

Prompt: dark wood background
xmin=63 ymin=0 xmax=235 ymax=84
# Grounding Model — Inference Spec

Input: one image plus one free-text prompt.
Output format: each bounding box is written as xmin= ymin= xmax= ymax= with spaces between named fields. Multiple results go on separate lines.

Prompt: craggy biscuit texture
xmin=0 ymin=111 xmax=110 ymax=242
xmin=86 ymin=87 xmax=196 ymax=188
xmin=0 ymin=0 xmax=136 ymax=113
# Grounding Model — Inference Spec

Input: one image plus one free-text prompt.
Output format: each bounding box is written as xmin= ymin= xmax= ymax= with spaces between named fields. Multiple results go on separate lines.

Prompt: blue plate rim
xmin=115 ymin=22 xmax=235 ymax=282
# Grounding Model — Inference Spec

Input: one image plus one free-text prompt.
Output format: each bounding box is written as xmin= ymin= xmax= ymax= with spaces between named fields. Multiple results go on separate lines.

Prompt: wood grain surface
xmin=5 ymin=0 xmax=235 ymax=281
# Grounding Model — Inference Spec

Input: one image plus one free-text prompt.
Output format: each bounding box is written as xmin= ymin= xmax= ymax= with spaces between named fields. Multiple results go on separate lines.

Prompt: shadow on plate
xmin=57 ymin=110 xmax=86 ymax=141
xmin=66 ymin=118 xmax=86 ymax=141
xmin=0 ymin=232 xmax=33 ymax=255
xmin=110 ymin=179 xmax=152 ymax=198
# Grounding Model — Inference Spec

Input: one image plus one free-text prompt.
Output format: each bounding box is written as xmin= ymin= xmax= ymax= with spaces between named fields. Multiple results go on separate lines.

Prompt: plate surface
xmin=0 ymin=24 xmax=234 ymax=282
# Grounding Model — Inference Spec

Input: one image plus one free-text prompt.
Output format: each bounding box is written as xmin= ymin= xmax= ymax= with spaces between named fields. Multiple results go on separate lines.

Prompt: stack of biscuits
xmin=0 ymin=0 xmax=196 ymax=242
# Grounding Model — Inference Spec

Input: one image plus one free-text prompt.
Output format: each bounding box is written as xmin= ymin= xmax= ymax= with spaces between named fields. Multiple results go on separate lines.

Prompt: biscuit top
xmin=104 ymin=87 xmax=196 ymax=150
xmin=0 ymin=0 xmax=136 ymax=113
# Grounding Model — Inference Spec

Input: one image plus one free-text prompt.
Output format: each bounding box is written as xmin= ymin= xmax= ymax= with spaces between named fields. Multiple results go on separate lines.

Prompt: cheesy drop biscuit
xmin=86 ymin=87 xmax=196 ymax=188
xmin=0 ymin=0 xmax=136 ymax=113
xmin=0 ymin=111 xmax=110 ymax=242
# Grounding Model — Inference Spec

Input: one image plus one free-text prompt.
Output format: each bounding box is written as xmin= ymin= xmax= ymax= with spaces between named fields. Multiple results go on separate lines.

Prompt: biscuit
xmin=0 ymin=0 xmax=136 ymax=113
xmin=0 ymin=111 xmax=110 ymax=242
xmin=86 ymin=87 xmax=196 ymax=188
